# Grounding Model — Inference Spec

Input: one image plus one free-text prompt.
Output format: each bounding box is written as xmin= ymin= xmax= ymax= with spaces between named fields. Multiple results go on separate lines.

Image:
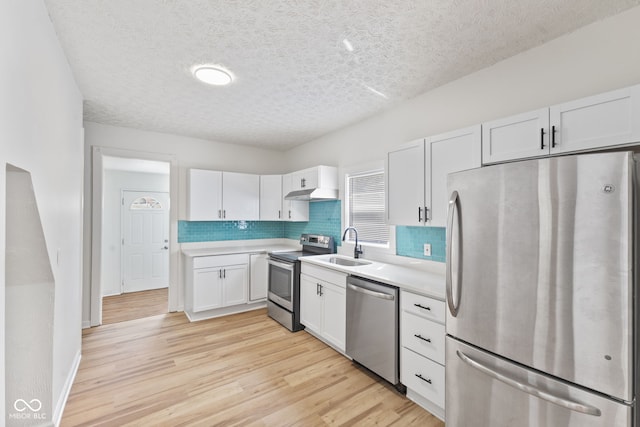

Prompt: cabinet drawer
xmin=301 ymin=263 xmax=347 ymax=287
xmin=401 ymin=348 xmax=445 ymax=409
xmin=401 ymin=311 xmax=445 ymax=364
xmin=401 ymin=291 xmax=445 ymax=324
xmin=193 ymin=253 xmax=248 ymax=269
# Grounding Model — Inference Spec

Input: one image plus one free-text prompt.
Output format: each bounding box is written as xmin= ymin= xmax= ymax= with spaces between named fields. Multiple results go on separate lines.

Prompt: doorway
xmin=91 ymin=148 xmax=177 ymax=327
xmin=121 ymin=190 xmax=170 ymax=293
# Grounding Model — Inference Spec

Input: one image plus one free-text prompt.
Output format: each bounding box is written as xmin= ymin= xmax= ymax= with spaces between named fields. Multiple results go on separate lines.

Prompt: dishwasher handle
xmin=347 ymin=283 xmax=395 ymax=300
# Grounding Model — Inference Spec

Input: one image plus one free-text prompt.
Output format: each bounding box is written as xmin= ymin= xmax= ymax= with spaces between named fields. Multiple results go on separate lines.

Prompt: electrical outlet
xmin=423 ymin=243 xmax=431 ymax=256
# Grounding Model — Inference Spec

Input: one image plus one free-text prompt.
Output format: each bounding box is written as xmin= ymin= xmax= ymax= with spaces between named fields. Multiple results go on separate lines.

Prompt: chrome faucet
xmin=342 ymin=227 xmax=363 ymax=259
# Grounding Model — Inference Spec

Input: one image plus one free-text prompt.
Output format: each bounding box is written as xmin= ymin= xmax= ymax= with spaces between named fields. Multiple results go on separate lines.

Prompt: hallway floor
xmin=102 ymin=288 xmax=168 ymax=324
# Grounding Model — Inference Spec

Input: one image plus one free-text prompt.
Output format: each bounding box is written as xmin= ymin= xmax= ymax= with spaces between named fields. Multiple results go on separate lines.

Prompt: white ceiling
xmin=45 ymin=0 xmax=639 ymax=151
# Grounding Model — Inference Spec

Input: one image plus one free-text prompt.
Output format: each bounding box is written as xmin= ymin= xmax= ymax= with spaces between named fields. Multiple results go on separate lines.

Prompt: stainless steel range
xmin=267 ymin=234 xmax=335 ymax=331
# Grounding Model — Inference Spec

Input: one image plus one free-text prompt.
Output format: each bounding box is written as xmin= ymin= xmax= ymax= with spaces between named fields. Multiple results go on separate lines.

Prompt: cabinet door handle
xmin=223 ymin=269 xmax=226 ymax=279
xmin=317 ymin=283 xmax=323 ymax=296
xmin=218 ymin=269 xmax=222 ymax=279
xmin=415 ymin=374 xmax=432 ymax=384
xmin=551 ymin=125 xmax=557 ymax=148
xmin=223 ymin=210 xmax=226 ymax=219
xmin=425 ymin=206 xmax=430 ymax=221
xmin=540 ymin=128 xmax=545 ymax=150
xmin=414 ymin=303 xmax=431 ymax=311
xmin=414 ymin=334 xmax=432 ymax=343
xmin=278 ymin=210 xmax=281 ymax=219
xmin=301 ymin=178 xmax=306 ymax=188
xmin=418 ymin=206 xmax=423 ymax=223
xmin=289 ymin=210 xmax=292 ymax=219
xmin=218 ymin=210 xmax=222 ymax=219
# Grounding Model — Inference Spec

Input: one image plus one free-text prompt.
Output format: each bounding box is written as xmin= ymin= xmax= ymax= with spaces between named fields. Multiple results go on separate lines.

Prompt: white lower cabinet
xmin=402 ymin=347 xmax=445 ymax=409
xmin=186 ymin=254 xmax=249 ymax=315
xmin=192 ymin=268 xmax=223 ymax=311
xmin=300 ymin=263 xmax=347 ymax=352
xmin=249 ymin=253 xmax=268 ymax=301
xmin=221 ymin=265 xmax=248 ymax=306
xmin=400 ymin=290 xmax=446 ymax=421
xmin=300 ymin=275 xmax=323 ymax=332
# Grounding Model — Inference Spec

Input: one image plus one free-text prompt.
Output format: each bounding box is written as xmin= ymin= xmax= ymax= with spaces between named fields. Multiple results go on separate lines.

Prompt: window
xmin=345 ymin=169 xmax=389 ymax=245
xmin=130 ymin=196 xmax=162 ymax=210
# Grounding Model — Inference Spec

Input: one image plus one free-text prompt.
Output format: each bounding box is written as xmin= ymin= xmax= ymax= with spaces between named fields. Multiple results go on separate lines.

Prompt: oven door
xmin=268 ymin=258 xmax=295 ymax=311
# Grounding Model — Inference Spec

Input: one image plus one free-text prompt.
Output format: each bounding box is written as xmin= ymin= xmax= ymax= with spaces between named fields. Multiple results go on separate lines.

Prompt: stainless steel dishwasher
xmin=346 ymin=275 xmax=400 ymax=387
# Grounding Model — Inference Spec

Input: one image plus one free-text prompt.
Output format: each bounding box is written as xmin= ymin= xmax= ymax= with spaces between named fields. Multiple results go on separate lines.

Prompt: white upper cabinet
xmin=428 ymin=125 xmax=481 ymax=227
xmin=282 ymin=173 xmax=309 ymax=221
xmin=259 ymin=175 xmax=283 ymax=221
xmin=223 ymin=172 xmax=260 ymax=220
xmin=550 ymin=85 xmax=640 ymax=154
xmin=483 ymin=84 xmax=640 ymax=164
xmin=187 ymin=169 xmax=259 ymax=221
xmin=291 ymin=168 xmax=318 ymax=191
xmin=387 ymin=140 xmax=426 ymax=226
xmin=482 ymin=109 xmax=550 ymax=164
xmin=289 ymin=165 xmax=338 ymax=191
xmin=187 ymin=169 xmax=222 ymax=221
xmin=387 ymin=126 xmax=481 ymax=227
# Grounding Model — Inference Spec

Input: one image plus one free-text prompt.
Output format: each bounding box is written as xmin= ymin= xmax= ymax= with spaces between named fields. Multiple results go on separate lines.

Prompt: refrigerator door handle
xmin=446 ymin=190 xmax=461 ymax=316
xmin=456 ymin=350 xmax=602 ymax=417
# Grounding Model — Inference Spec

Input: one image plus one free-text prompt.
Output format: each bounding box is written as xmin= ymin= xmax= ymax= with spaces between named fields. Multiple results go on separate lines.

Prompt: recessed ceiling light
xmin=193 ymin=66 xmax=233 ymax=86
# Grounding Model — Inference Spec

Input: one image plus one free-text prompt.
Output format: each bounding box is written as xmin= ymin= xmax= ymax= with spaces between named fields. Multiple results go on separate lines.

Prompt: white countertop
xmin=301 ymin=254 xmax=446 ymax=301
xmin=182 ymin=244 xmax=299 ymax=257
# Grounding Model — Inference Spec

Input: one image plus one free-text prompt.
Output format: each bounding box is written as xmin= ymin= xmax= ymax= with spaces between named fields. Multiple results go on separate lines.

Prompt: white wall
xmin=6 ymin=167 xmax=55 ymax=425
xmin=101 ymin=170 xmax=170 ymax=296
xmin=284 ymin=5 xmax=640 ymax=170
xmin=1 ymin=1 xmax=84 ymax=424
xmin=83 ymin=122 xmax=288 ymax=324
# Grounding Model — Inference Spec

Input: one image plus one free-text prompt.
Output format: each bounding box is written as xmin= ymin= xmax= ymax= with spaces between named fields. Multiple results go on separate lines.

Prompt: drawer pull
xmin=414 ymin=303 xmax=431 ymax=311
xmin=414 ymin=334 xmax=431 ymax=343
xmin=415 ymin=374 xmax=432 ymax=384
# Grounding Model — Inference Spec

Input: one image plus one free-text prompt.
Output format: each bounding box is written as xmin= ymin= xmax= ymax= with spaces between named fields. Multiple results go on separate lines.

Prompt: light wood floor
xmin=62 ymin=309 xmax=445 ymax=426
xmin=102 ymin=288 xmax=168 ymax=324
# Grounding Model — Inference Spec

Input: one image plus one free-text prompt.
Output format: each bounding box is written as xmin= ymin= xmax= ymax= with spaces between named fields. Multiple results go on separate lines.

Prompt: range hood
xmin=284 ymin=187 xmax=338 ymax=201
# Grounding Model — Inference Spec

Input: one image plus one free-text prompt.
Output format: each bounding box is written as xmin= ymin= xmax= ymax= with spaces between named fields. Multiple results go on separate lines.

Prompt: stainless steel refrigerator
xmin=445 ymin=151 xmax=637 ymax=427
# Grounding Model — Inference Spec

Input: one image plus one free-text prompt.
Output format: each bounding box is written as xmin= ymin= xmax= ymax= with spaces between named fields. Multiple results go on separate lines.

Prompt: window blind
xmin=346 ymin=170 xmax=389 ymax=245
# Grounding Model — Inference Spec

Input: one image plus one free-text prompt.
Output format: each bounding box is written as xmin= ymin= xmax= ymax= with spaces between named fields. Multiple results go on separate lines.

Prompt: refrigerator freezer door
xmin=446 ymin=337 xmax=633 ymax=427
xmin=446 ymin=151 xmax=633 ymax=401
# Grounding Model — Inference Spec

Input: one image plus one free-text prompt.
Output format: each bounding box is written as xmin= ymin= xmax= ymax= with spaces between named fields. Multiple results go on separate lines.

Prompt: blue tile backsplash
xmin=179 ymin=200 xmax=446 ymax=263
xmin=178 ymin=200 xmax=342 ymax=246
xmin=396 ymin=226 xmax=446 ymax=263
xmin=284 ymin=200 xmax=342 ymax=247
xmin=178 ymin=220 xmax=284 ymax=243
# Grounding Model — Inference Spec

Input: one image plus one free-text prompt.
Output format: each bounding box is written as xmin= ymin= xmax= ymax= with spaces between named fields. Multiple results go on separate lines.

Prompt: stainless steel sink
xmin=328 ymin=257 xmax=371 ymax=267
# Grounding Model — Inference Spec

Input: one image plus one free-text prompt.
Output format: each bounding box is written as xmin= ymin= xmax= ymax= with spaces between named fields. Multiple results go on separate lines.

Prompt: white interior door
xmin=122 ymin=190 xmax=170 ymax=293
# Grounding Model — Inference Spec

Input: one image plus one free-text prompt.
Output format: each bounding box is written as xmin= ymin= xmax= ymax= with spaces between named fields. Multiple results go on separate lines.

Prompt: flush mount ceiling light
xmin=192 ymin=66 xmax=233 ymax=86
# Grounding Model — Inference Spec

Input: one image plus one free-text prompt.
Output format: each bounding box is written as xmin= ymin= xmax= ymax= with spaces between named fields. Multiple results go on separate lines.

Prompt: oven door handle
xmin=268 ymin=259 xmax=295 ymax=272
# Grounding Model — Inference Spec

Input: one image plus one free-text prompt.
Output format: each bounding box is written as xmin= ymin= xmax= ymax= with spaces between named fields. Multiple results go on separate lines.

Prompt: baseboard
xmin=81 ymin=320 xmax=91 ymax=329
xmin=52 ymin=350 xmax=81 ymax=427
xmin=405 ymin=388 xmax=445 ymax=421
xmin=185 ymin=302 xmax=267 ymax=322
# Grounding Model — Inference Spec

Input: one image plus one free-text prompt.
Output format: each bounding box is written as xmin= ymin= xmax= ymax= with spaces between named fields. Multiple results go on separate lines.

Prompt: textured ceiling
xmin=45 ymin=0 xmax=639 ymax=150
